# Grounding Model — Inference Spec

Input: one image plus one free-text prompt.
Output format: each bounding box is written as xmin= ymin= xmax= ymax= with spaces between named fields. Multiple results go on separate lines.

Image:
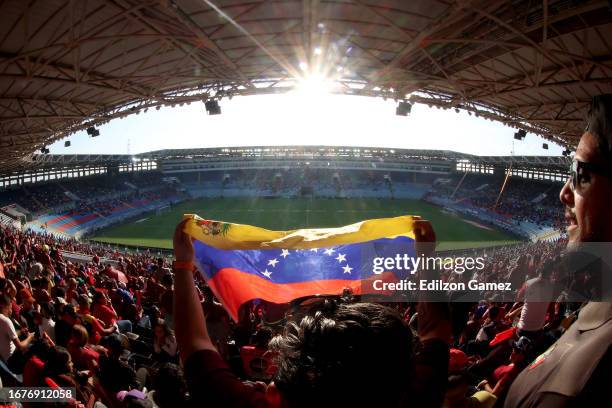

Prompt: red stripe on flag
xmin=205 ymin=268 xmax=400 ymax=321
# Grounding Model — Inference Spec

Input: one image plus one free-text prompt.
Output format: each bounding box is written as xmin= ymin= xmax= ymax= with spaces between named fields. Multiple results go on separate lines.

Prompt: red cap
xmin=449 ymin=348 xmax=468 ymax=373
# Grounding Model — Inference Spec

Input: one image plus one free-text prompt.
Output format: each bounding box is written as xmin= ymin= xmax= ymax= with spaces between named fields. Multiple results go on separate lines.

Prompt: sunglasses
xmin=569 ymin=160 xmax=612 ymax=191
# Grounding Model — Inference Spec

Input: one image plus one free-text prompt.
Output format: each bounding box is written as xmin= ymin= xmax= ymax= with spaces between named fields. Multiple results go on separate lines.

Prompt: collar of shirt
xmin=576 ymin=302 xmax=612 ymax=332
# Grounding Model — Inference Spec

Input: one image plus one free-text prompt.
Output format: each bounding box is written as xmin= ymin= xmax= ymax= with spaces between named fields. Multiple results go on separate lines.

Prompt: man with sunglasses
xmin=505 ymin=95 xmax=612 ymax=407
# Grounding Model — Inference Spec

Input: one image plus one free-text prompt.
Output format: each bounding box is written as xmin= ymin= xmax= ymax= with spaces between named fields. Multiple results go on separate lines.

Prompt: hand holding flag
xmin=180 ymin=214 xmax=434 ymax=321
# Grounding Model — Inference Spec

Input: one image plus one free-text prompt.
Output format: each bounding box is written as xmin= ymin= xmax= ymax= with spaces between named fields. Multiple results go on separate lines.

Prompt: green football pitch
xmin=90 ymin=197 xmax=519 ymax=251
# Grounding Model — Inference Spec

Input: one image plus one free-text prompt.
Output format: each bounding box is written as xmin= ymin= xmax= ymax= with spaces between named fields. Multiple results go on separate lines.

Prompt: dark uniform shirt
xmin=504 ymin=302 xmax=612 ymax=407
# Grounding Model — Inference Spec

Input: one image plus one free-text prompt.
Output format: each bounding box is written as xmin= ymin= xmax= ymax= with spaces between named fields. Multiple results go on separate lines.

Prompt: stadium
xmin=0 ymin=1 xmax=611 ymax=407
xmin=3 ymin=146 xmax=568 ymax=251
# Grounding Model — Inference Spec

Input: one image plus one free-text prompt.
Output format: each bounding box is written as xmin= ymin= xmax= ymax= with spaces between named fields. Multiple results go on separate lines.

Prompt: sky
xmin=49 ymin=88 xmax=563 ymax=157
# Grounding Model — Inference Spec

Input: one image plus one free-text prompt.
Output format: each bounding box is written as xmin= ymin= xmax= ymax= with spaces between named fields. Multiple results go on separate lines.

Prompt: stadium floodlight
xmin=514 ymin=129 xmax=526 ymax=140
xmin=542 ymin=143 xmax=548 ymax=150
xmin=65 ymin=141 xmax=71 ymax=147
xmin=86 ymin=126 xmax=95 ymax=135
xmin=205 ymin=100 xmax=221 ymax=115
xmin=395 ymin=101 xmax=412 ymax=116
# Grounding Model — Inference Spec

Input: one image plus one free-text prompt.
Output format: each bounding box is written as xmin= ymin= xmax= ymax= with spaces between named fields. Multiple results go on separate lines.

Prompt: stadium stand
xmin=2 ymin=0 xmax=611 ymax=405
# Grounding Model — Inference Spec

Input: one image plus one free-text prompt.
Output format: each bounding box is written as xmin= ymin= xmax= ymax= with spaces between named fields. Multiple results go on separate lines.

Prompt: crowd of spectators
xmin=65 ymin=188 xmax=179 ymax=219
xmin=0 ymin=218 xmax=588 ymax=408
xmin=431 ymin=173 xmax=564 ymax=228
xmin=0 ymin=185 xmax=72 ymax=214
xmin=0 ymin=172 xmax=167 ymax=215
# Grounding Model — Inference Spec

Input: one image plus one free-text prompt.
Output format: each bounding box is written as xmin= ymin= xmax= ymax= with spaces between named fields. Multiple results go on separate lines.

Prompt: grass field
xmin=90 ymin=197 xmax=519 ymax=251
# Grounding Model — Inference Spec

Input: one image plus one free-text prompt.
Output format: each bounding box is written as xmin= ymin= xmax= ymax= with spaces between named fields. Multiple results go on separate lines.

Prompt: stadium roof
xmin=1 ymin=0 xmax=611 ymax=173
xmin=14 ymin=146 xmax=571 ymax=174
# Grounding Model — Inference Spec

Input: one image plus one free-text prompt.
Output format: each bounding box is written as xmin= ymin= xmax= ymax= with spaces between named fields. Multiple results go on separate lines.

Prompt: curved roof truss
xmin=1 ymin=0 xmax=611 ymax=173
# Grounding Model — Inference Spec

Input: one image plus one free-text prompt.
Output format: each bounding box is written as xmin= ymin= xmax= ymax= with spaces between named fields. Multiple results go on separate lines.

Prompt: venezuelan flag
xmin=183 ymin=214 xmax=424 ymax=321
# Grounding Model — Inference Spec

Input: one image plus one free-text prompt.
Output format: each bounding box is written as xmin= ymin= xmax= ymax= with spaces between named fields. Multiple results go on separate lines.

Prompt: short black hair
xmin=152 ymin=363 xmax=188 ymax=408
xmin=586 ymin=94 xmax=612 ymax=160
xmin=43 ymin=347 xmax=72 ymax=377
xmin=100 ymin=333 xmax=123 ymax=355
xmin=269 ymin=302 xmax=414 ymax=408
xmin=488 ymin=306 xmax=501 ymax=319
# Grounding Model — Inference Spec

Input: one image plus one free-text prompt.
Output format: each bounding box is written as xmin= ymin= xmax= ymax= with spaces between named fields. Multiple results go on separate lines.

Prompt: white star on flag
xmin=336 ymin=253 xmax=346 ymax=263
xmin=262 ymin=269 xmax=272 ymax=278
xmin=268 ymin=258 xmax=279 ymax=267
xmin=342 ymin=264 xmax=353 ymax=274
xmin=324 ymin=248 xmax=335 ymax=256
xmin=280 ymin=249 xmax=290 ymax=258
xmin=310 ymin=248 xmax=318 ymax=253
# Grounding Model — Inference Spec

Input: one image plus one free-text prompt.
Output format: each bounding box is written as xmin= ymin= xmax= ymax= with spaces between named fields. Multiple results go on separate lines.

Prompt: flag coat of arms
xmin=183 ymin=214 xmax=425 ymax=320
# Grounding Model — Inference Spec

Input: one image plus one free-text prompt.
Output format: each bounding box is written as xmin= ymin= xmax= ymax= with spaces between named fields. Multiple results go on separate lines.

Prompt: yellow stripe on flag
xmin=182 ymin=213 xmax=420 ymax=250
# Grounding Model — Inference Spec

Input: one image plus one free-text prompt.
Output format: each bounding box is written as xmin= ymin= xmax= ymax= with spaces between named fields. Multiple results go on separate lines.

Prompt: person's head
xmin=488 ymin=306 xmax=501 ymax=321
xmin=160 ymin=273 xmax=173 ymax=289
xmin=62 ymin=304 xmax=78 ymax=324
xmin=560 ymin=94 xmax=612 ymax=243
xmin=69 ymin=324 xmax=89 ymax=348
xmin=77 ymin=294 xmax=91 ymax=311
xmin=153 ymin=320 xmax=173 ymax=342
xmin=44 ymin=347 xmax=73 ymax=377
xmin=149 ymin=305 xmax=161 ymax=321
xmin=30 ymin=338 xmax=54 ymax=361
xmin=510 ymin=336 xmax=531 ymax=367
xmin=93 ymin=290 xmax=108 ymax=306
xmin=101 ymin=334 xmax=124 ymax=359
xmin=0 ymin=294 xmax=12 ymax=316
xmin=152 ymin=363 xmax=188 ymax=408
xmin=269 ymin=302 xmax=414 ymax=408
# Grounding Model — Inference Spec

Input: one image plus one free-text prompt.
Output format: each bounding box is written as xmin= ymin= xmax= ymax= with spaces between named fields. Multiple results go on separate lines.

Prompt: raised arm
xmin=173 ymin=220 xmax=216 ymax=362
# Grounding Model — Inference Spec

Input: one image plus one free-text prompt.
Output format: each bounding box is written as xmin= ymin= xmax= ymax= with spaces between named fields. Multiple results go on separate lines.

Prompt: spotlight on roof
xmin=542 ymin=143 xmax=548 ymax=150
xmin=86 ymin=126 xmax=100 ymax=137
xmin=454 ymin=108 xmax=460 ymax=113
xmin=562 ymin=148 xmax=572 ymax=156
xmin=86 ymin=126 xmax=95 ymax=135
xmin=40 ymin=147 xmax=50 ymax=154
xmin=205 ymin=100 xmax=221 ymax=115
xmin=395 ymin=101 xmax=412 ymax=116
xmin=64 ymin=141 xmax=71 ymax=147
xmin=514 ymin=129 xmax=527 ymax=140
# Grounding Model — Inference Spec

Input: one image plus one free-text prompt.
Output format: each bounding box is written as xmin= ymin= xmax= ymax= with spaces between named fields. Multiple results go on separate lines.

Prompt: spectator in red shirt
xmin=92 ymin=290 xmax=133 ymax=334
xmin=76 ymin=295 xmax=116 ymax=344
xmin=172 ymin=219 xmax=451 ymax=408
xmin=92 ymin=291 xmax=118 ymax=327
xmin=67 ymin=324 xmax=100 ymax=372
xmin=478 ymin=337 xmax=531 ymax=400
xmin=23 ymin=339 xmax=54 ymax=387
